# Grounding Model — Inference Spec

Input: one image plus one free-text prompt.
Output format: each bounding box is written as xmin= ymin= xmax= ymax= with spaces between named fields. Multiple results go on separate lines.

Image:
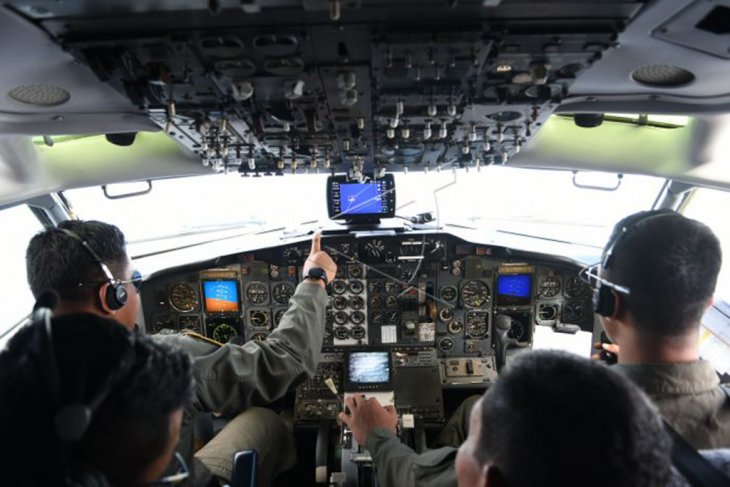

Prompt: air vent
xmin=8 ymin=85 xmax=70 ymax=106
xmin=630 ymin=64 xmax=695 ymax=87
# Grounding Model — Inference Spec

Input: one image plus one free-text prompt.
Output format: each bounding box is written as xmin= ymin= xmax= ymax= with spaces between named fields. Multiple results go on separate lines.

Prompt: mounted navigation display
xmin=203 ymin=280 xmax=240 ymax=313
xmin=496 ymin=274 xmax=532 ymax=306
xmin=327 ymin=175 xmax=396 ymax=222
xmin=344 ymin=350 xmax=392 ymax=391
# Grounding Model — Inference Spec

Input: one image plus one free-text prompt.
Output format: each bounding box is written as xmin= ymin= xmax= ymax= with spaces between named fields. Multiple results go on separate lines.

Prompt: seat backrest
xmin=230 ymin=450 xmax=258 ymax=487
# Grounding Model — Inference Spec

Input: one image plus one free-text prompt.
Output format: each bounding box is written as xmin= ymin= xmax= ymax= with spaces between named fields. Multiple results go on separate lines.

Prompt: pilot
xmin=340 ymin=350 xmax=672 ymax=487
xmin=591 ymin=209 xmax=730 ymax=448
xmin=0 ymin=307 xmax=194 ymax=486
xmin=25 ymin=220 xmax=337 ymax=486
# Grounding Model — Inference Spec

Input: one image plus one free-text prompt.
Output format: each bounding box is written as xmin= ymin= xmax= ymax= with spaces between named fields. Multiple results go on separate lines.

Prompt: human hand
xmin=338 ymin=395 xmax=398 ymax=445
xmin=592 ymin=342 xmax=619 ymax=364
xmin=303 ymin=231 xmax=337 ymax=286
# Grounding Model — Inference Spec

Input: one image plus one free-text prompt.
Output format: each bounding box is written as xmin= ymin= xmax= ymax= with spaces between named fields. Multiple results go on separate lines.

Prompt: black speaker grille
xmin=631 ymin=64 xmax=695 ymax=87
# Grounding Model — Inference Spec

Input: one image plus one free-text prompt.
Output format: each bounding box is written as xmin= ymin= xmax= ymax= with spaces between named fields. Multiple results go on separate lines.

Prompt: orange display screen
xmin=203 ymin=280 xmax=239 ymax=313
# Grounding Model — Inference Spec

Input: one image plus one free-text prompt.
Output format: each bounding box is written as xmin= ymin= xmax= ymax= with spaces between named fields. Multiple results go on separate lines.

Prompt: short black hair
xmin=604 ymin=210 xmax=721 ymax=335
xmin=477 ymin=350 xmax=671 ymax=487
xmin=26 ymin=220 xmax=128 ymax=301
xmin=0 ymin=313 xmax=193 ymax=486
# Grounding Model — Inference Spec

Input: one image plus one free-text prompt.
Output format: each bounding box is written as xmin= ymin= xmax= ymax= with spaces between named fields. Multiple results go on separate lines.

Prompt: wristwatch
xmin=304 ymin=267 xmax=328 ymax=284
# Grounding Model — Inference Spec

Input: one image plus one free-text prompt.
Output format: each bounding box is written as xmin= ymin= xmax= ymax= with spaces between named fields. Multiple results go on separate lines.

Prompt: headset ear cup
xmin=593 ymin=285 xmax=616 ymax=317
xmin=105 ymin=283 xmax=127 ymax=311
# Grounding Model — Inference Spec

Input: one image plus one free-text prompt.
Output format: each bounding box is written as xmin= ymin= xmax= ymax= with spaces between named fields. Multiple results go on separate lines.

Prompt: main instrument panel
xmin=142 ymin=231 xmax=593 ymax=353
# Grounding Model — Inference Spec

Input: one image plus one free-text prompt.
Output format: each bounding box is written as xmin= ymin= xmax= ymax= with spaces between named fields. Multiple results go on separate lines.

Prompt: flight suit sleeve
xmin=365 ymin=428 xmax=459 ymax=487
xmin=187 ymin=281 xmax=328 ymax=415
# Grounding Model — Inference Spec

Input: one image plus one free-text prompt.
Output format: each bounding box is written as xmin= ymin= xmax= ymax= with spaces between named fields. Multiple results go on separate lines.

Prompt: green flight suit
xmin=155 ymin=282 xmax=327 ymax=486
xmin=614 ymin=361 xmax=730 ymax=449
xmin=365 ymin=395 xmax=481 ymax=487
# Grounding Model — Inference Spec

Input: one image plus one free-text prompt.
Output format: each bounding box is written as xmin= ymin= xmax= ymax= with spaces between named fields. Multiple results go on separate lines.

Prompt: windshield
xmin=63 ymin=167 xmax=665 ymax=256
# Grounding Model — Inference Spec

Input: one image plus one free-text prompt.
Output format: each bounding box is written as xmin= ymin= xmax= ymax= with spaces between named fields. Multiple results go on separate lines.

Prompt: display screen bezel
xmin=343 ymin=349 xmax=393 ymax=392
xmin=327 ymin=174 xmax=396 ymax=221
xmin=496 ymin=274 xmax=532 ymax=306
xmin=202 ymin=279 xmax=241 ymax=313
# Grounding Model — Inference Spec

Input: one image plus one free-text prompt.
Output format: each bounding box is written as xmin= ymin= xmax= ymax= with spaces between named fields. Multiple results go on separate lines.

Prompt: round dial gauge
xmin=246 ymin=282 xmax=269 ymax=304
xmin=350 ymin=326 xmax=366 ymax=340
xmin=385 ymin=296 xmax=398 ymax=308
xmin=249 ymin=310 xmax=269 ymax=327
xmin=169 ymin=283 xmax=200 ymax=312
xmin=439 ymin=308 xmax=454 ymax=322
xmin=179 ymin=315 xmax=202 ymax=333
xmin=334 ymin=326 xmax=350 ymax=340
xmin=364 ymin=239 xmax=386 ymax=259
xmin=350 ymin=296 xmax=364 ymax=309
xmin=349 ymin=280 xmax=364 ymax=294
xmin=538 ymin=304 xmax=558 ymax=321
xmin=331 ymin=280 xmax=347 ymax=295
xmin=349 ymin=266 xmax=364 ymax=278
xmin=274 ymin=308 xmax=287 ymax=326
xmin=152 ymin=314 xmax=176 ymax=333
xmin=333 ymin=296 xmax=348 ymax=310
xmin=466 ymin=313 xmax=488 ymax=337
xmin=271 ymin=282 xmax=294 ymax=305
xmin=387 ymin=311 xmax=401 ymax=324
xmin=368 ymin=281 xmax=384 ymax=294
xmin=384 ymin=281 xmax=400 ymax=294
xmin=508 ymin=321 xmax=525 ymax=341
xmin=538 ymin=276 xmax=561 ymax=298
xmin=350 ymin=310 xmax=365 ymax=325
xmin=371 ymin=312 xmax=384 ymax=324
xmin=438 ymin=337 xmax=455 ymax=352
xmin=213 ymin=323 xmax=237 ymax=343
xmin=448 ymin=320 xmax=463 ymax=334
xmin=440 ymin=286 xmax=457 ymax=301
xmin=562 ymin=300 xmax=587 ymax=323
xmin=334 ymin=311 xmax=349 ymax=325
xmin=460 ymin=280 xmax=490 ymax=308
xmin=564 ymin=277 xmax=590 ymax=298
xmin=369 ymin=295 xmax=383 ymax=308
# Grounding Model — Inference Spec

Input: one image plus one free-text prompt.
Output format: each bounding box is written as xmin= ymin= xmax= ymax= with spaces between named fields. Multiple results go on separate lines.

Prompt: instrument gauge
xmin=333 ymin=296 xmax=348 ymax=310
xmin=538 ymin=276 xmax=561 ymax=298
xmin=350 ymin=296 xmax=365 ymax=310
xmin=250 ymin=332 xmax=268 ymax=342
xmin=562 ymin=300 xmax=588 ymax=323
xmin=334 ymin=311 xmax=349 ymax=325
xmin=364 ymin=239 xmax=386 ymax=259
xmin=384 ymin=281 xmax=400 ymax=294
xmin=369 ymin=295 xmax=383 ymax=308
xmin=349 ymin=280 xmax=364 ymax=294
xmin=448 ymin=320 xmax=464 ymax=334
xmin=438 ymin=337 xmax=455 ymax=352
xmin=274 ymin=308 xmax=287 ymax=326
xmin=350 ymin=326 xmax=366 ymax=340
xmin=334 ymin=326 xmax=350 ymax=340
xmin=349 ymin=266 xmax=364 ymax=278
xmin=439 ymin=308 xmax=454 ymax=322
xmin=350 ymin=311 xmax=365 ymax=325
xmin=249 ymin=310 xmax=270 ymax=327
xmin=213 ymin=323 xmax=238 ymax=343
xmin=179 ymin=315 xmax=202 ymax=333
xmin=385 ymin=296 xmax=398 ymax=308
xmin=466 ymin=312 xmax=488 ymax=337
xmin=368 ymin=281 xmax=384 ymax=294
xmin=508 ymin=321 xmax=525 ymax=341
xmin=169 ymin=283 xmax=200 ymax=312
xmin=271 ymin=282 xmax=294 ymax=305
xmin=246 ymin=282 xmax=269 ymax=305
xmin=331 ymin=280 xmax=347 ymax=295
xmin=152 ymin=314 xmax=176 ymax=333
xmin=387 ymin=311 xmax=401 ymax=324
xmin=538 ymin=304 xmax=559 ymax=321
xmin=460 ymin=280 xmax=490 ymax=308
xmin=564 ymin=277 xmax=590 ymax=298
xmin=372 ymin=312 xmax=384 ymax=324
xmin=440 ymin=286 xmax=457 ymax=301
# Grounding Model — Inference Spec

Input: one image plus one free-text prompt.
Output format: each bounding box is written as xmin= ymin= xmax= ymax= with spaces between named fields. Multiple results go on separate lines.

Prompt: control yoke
xmin=494 ymin=314 xmax=519 ymax=372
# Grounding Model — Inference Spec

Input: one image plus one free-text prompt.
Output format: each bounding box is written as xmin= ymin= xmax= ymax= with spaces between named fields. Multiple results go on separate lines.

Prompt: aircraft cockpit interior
xmin=1 ymin=0 xmax=729 ymax=486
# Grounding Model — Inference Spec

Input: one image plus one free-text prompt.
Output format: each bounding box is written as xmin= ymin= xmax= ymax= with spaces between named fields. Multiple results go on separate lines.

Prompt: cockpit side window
xmin=0 ymin=204 xmax=45 ymax=348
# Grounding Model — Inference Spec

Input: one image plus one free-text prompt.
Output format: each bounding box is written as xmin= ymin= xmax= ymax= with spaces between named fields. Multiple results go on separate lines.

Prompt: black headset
xmin=58 ymin=228 xmax=128 ymax=310
xmin=33 ymin=291 xmax=134 ymax=487
xmin=591 ymin=210 xmax=678 ymax=317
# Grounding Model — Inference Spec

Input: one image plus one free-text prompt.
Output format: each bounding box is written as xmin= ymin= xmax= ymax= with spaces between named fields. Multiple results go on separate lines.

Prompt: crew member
xmin=26 ymin=220 xmax=337 ymax=485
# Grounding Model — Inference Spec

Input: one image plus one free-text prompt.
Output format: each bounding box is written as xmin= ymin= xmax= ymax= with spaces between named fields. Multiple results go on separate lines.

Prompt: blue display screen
xmin=497 ymin=274 xmax=532 ymax=298
xmin=348 ymin=352 xmax=390 ymax=383
xmin=339 ymin=182 xmax=385 ymax=215
xmin=203 ymin=280 xmax=239 ymax=312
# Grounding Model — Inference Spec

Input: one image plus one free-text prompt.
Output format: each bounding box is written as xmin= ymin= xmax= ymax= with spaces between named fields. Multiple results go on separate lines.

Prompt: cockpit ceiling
xmin=0 ymin=0 xmax=728 ymax=191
